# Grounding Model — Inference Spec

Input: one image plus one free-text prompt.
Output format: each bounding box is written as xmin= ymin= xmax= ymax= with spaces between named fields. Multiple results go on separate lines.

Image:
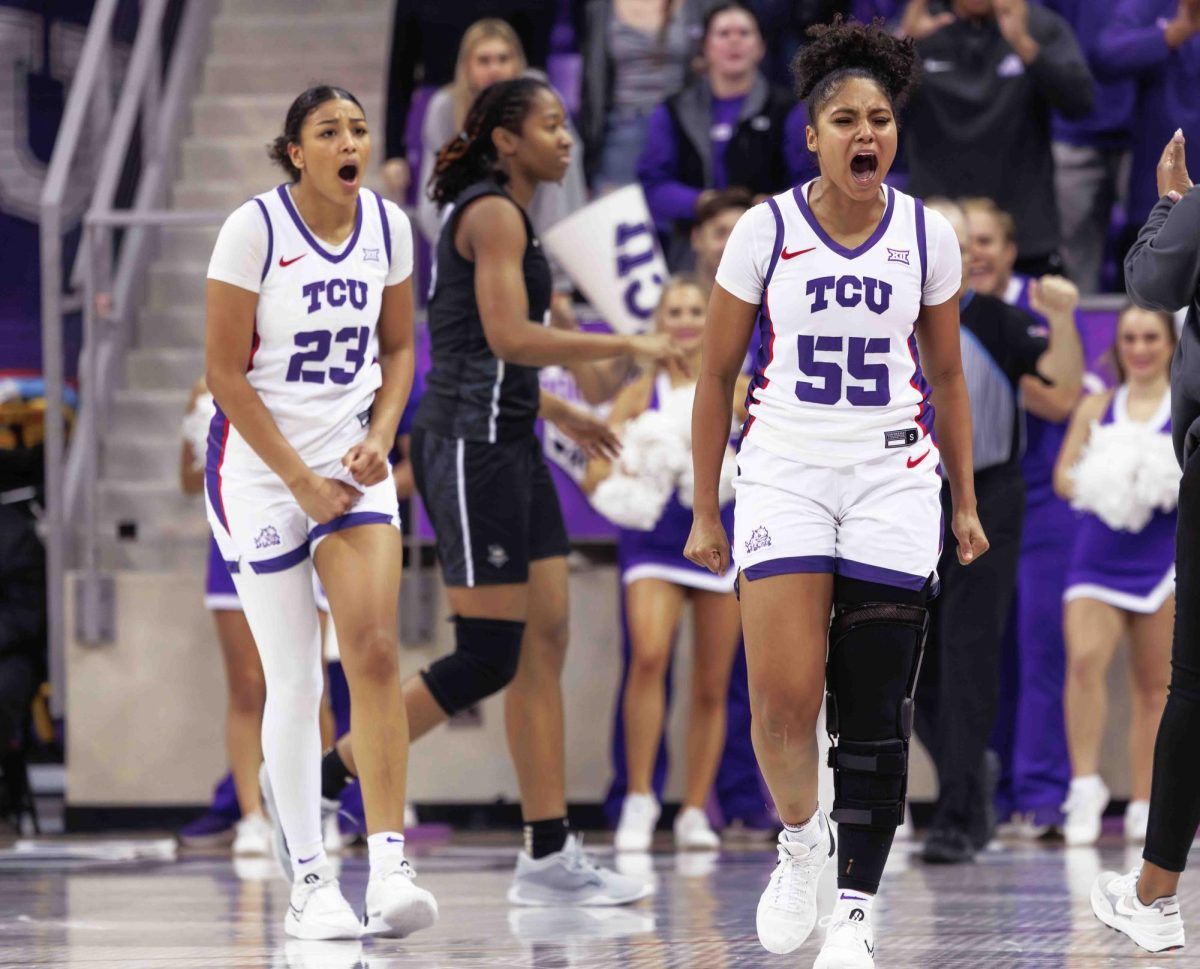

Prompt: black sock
xmin=524 ymin=817 xmax=569 ymax=859
xmin=320 ymin=746 xmax=354 ymax=801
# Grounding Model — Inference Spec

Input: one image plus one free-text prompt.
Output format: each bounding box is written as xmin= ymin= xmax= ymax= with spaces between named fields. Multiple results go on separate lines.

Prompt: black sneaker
xmin=921 ymin=827 xmax=976 ymax=864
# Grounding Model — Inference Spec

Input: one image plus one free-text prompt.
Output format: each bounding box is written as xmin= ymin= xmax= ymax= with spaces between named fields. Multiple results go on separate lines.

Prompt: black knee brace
xmin=825 ymin=601 xmax=928 ymax=829
xmin=420 ymin=616 xmax=525 ymax=715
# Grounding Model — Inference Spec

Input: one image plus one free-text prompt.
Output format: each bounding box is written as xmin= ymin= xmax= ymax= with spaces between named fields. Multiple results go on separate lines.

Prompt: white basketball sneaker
xmin=284 ymin=867 xmax=361 ymax=940
xmin=756 ymin=812 xmax=835 ymax=954
xmin=674 ymin=807 xmax=720 ymax=851
xmin=814 ymin=894 xmax=876 ymax=968
xmin=614 ymin=793 xmax=660 ymax=852
xmin=232 ymin=812 xmax=272 ymax=857
xmin=362 ymin=858 xmax=439 ymax=938
xmin=1092 ymin=867 xmax=1185 ymax=952
xmin=1063 ymin=775 xmax=1109 ymax=846
xmin=1125 ymin=800 xmax=1150 ymax=843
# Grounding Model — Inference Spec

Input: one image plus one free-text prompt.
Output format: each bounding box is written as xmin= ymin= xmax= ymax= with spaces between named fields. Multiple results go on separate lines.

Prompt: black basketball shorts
xmin=411 ymin=427 xmax=570 ymax=587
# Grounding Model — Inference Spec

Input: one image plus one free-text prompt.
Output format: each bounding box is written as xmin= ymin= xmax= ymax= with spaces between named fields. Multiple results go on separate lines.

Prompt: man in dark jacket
xmin=901 ymin=0 xmax=1095 ymax=275
xmin=636 ymin=2 xmax=802 ymax=267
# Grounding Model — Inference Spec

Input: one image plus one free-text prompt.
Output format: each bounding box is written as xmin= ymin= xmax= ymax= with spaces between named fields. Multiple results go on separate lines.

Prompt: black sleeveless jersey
xmin=414 ymin=180 xmax=552 ymax=442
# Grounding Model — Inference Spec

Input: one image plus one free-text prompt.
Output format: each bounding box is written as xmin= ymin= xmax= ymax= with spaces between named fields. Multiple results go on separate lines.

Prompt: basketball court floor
xmin=0 ymin=830 xmax=1184 ymax=967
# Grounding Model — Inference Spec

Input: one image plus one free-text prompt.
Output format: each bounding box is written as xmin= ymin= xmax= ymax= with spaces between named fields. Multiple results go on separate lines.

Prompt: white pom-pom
xmin=1070 ymin=420 xmax=1177 ymax=532
xmin=617 ymin=408 xmax=691 ymax=487
xmin=591 ymin=472 xmax=673 ymax=531
xmin=1134 ymin=433 xmax=1181 ymax=514
xmin=181 ymin=392 xmax=215 ymax=472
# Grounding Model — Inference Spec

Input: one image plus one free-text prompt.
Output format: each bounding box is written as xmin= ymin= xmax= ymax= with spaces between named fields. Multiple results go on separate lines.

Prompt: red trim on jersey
xmin=741 ymin=289 xmax=777 ymax=444
xmin=906 ymin=326 xmax=931 ymax=436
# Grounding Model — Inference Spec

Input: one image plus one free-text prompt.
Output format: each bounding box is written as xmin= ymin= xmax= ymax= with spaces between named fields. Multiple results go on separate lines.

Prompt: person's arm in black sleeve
xmin=996 ymin=2 xmax=1094 ymax=119
xmin=1126 ymin=190 xmax=1200 ymax=312
xmin=0 ymin=509 xmax=46 ymax=659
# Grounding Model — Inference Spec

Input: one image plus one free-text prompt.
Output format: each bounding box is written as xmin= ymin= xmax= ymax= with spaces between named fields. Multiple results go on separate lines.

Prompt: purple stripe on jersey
xmin=249 ymin=542 xmax=309 ymax=574
xmin=763 ymin=197 xmax=785 ymax=288
xmin=276 ymin=184 xmax=363 ymax=264
xmin=309 ymin=510 xmax=395 ymax=543
xmin=738 ymin=290 xmax=778 ymax=448
xmin=254 ymin=197 xmax=273 ymax=282
xmin=743 ymin=555 xmax=836 ymax=580
xmin=907 ymin=329 xmax=935 ymax=438
xmin=225 ymin=559 xmax=240 ymax=574
xmin=205 ymin=402 xmax=230 ymax=532
xmin=793 ymin=183 xmax=895 ymax=260
xmin=914 ymin=198 xmax=927 ymax=292
xmin=373 ymin=191 xmax=391 ymax=269
xmin=837 ymin=558 xmax=929 ymax=591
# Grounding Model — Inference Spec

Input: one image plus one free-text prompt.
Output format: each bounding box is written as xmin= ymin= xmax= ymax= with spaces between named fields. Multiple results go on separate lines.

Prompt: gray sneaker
xmin=507 ymin=834 xmax=654 ymax=907
xmin=1092 ymin=867 xmax=1185 ymax=952
xmin=259 ymin=762 xmax=340 ymax=882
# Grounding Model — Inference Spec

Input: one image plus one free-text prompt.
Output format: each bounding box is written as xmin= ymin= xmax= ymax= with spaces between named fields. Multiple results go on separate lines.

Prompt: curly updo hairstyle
xmin=791 ymin=16 xmax=919 ymax=123
xmin=268 ymin=84 xmax=365 ymax=181
xmin=429 ymin=76 xmax=554 ymax=206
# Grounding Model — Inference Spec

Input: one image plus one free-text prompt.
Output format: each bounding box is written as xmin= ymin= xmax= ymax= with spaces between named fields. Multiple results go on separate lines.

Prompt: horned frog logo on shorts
xmin=254 ymin=525 xmax=281 ymax=550
xmin=487 ymin=544 xmax=510 ymax=569
xmin=744 ymin=526 xmax=771 ymax=554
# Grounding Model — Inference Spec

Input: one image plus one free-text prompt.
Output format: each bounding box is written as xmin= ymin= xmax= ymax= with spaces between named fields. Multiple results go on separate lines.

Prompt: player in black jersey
xmin=316 ymin=77 xmax=684 ymax=904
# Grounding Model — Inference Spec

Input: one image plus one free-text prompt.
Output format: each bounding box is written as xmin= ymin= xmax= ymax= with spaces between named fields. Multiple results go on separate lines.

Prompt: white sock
xmin=832 ymin=890 xmax=874 ymax=923
xmin=291 ymin=841 xmax=328 ymax=881
xmin=368 ymin=831 xmax=406 ymax=875
xmin=782 ymin=811 xmax=824 ymax=849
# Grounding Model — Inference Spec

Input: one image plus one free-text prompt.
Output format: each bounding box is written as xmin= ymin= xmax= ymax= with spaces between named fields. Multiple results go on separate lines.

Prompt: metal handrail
xmin=39 ymin=0 xmax=218 ymax=710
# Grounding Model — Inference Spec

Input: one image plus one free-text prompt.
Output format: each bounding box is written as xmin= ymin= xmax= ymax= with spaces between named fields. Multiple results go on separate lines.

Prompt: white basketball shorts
xmin=732 ymin=436 xmax=942 ymax=592
xmin=206 ymin=450 xmax=400 ymax=578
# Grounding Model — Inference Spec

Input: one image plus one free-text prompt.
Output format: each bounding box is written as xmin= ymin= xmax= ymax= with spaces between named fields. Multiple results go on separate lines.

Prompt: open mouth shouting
xmin=337 ymin=161 xmax=360 ymax=187
xmin=849 ymin=151 xmax=878 ymax=186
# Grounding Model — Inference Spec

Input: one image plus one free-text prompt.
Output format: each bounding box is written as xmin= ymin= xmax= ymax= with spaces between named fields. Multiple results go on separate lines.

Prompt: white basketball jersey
xmin=718 ymin=180 xmax=960 ymax=468
xmin=207 ymin=186 xmax=401 ymax=480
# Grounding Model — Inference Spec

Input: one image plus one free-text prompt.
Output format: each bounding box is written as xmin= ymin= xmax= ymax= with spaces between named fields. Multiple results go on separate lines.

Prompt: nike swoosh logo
xmin=297 ymin=854 xmax=318 ymax=864
xmin=386 ymin=836 xmax=404 ymax=843
xmin=907 ymin=450 xmax=931 ymax=469
xmin=781 ymin=246 xmax=816 ymax=260
xmin=279 ymin=254 xmax=306 ymax=267
xmin=865 ymin=942 xmax=875 ymax=955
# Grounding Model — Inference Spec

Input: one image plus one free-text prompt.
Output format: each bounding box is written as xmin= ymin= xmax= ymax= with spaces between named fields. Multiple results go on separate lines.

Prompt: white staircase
xmin=99 ymin=0 xmax=392 ymax=572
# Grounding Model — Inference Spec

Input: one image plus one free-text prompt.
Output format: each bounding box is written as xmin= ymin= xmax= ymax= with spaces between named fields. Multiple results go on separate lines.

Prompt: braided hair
xmin=268 ymin=84 xmax=364 ymax=181
xmin=791 ymin=16 xmax=918 ymax=123
xmin=429 ymin=76 xmax=554 ymax=206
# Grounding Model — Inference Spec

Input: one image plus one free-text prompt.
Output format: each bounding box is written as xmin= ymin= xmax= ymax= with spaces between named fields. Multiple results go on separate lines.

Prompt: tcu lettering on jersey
xmin=739 ymin=181 xmax=943 ymax=468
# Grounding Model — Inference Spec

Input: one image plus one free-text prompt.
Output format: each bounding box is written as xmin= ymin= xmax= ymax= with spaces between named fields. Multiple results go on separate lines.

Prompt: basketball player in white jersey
xmin=205 ymin=84 xmax=435 ymax=940
xmin=686 ymin=18 xmax=988 ymax=969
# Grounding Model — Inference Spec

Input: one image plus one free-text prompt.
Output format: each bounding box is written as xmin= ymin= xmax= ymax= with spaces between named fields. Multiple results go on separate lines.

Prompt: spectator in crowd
xmin=579 ymin=0 xmax=711 ymax=192
xmin=690 ymin=187 xmax=753 ymax=288
xmin=914 ymin=199 xmax=1083 ymax=865
xmin=638 ymin=1 xmax=800 ymax=266
xmin=384 ymin=0 xmax=559 ymax=199
xmin=1045 ymin=0 xmax=1137 ymax=294
xmin=1054 ymin=304 xmax=1177 ymax=847
xmin=1095 ymin=0 xmax=1200 ymax=245
xmin=586 ymin=276 xmax=746 ymax=852
xmin=962 ymin=197 xmax=1083 ymax=838
xmin=900 ymin=0 xmax=1095 ymax=276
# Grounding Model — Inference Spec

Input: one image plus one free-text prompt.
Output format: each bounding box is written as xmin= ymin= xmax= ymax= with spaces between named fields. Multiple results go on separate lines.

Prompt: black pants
xmin=915 ymin=467 xmax=1025 ymax=833
xmin=1144 ymin=341 xmax=1200 ymax=870
xmin=0 ymin=653 xmax=36 ymax=752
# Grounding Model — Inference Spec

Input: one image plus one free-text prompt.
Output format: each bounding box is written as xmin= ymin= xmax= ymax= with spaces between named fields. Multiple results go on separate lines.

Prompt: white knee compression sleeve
xmin=231 ymin=560 xmax=325 ymax=862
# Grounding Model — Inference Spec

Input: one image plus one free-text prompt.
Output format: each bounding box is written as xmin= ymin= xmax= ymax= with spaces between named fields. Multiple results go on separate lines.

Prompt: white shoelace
xmin=561 ymin=836 xmax=601 ymax=876
xmin=770 ymin=847 xmax=818 ymax=912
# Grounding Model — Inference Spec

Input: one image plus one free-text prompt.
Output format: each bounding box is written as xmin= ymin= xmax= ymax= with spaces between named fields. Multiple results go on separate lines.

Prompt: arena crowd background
xmin=0 ymin=0 xmax=1189 ymax=862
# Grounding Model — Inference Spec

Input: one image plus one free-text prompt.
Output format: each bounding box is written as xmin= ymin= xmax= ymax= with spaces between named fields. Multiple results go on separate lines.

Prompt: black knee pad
xmin=420 ymin=616 xmax=525 ymax=715
xmin=825 ymin=600 xmax=928 ymax=829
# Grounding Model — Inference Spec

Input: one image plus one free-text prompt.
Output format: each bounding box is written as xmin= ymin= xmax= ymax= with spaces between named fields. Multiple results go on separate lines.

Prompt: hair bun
xmin=792 ymin=15 xmax=918 ymax=108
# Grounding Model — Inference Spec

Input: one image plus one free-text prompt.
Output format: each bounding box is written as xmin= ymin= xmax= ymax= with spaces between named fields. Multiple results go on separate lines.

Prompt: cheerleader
xmin=585 ymin=276 xmax=746 ymax=853
xmin=1054 ymin=304 xmax=1179 ymax=847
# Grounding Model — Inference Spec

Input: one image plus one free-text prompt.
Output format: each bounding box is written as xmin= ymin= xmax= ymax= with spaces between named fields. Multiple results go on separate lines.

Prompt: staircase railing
xmin=39 ymin=0 xmax=218 ymax=713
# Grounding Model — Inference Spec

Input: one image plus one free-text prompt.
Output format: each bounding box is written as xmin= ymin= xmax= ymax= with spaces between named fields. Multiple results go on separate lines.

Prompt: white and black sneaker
xmin=362 ymin=858 xmax=439 ymax=938
xmin=756 ymin=812 xmax=835 ymax=954
xmin=1092 ymin=867 xmax=1185 ymax=952
xmin=814 ymin=894 xmax=875 ymax=968
xmin=284 ymin=866 xmax=361 ymax=940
